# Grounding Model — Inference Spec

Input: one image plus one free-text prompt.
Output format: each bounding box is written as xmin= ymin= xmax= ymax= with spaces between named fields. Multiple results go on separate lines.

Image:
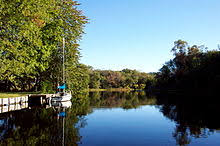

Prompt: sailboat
xmin=51 ymin=38 xmax=72 ymax=102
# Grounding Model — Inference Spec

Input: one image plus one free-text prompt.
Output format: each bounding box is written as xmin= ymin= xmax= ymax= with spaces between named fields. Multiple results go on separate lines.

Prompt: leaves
xmin=0 ymin=0 xmax=88 ymax=92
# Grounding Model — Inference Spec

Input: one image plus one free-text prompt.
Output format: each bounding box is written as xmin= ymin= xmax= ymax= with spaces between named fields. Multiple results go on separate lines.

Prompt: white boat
xmin=51 ymin=100 xmax=72 ymax=108
xmin=51 ymin=92 xmax=72 ymax=102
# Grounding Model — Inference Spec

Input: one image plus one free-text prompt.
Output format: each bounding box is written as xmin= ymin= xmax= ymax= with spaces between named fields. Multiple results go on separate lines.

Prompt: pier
xmin=0 ymin=94 xmax=56 ymax=114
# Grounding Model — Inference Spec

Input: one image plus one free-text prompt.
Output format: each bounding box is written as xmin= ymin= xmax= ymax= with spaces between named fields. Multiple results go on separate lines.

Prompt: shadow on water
xmin=155 ymin=92 xmax=220 ymax=145
xmin=0 ymin=94 xmax=91 ymax=145
xmin=0 ymin=91 xmax=220 ymax=145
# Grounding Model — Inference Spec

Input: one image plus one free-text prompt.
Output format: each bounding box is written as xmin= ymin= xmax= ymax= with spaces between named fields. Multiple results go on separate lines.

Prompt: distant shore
xmin=0 ymin=89 xmax=144 ymax=98
xmin=86 ymin=88 xmax=139 ymax=92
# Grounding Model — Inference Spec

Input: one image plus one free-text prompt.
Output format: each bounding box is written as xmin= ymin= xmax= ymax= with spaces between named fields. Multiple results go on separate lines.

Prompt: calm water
xmin=0 ymin=92 xmax=220 ymax=146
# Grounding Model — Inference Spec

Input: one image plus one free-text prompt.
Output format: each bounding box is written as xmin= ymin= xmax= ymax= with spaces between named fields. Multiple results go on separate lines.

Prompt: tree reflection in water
xmin=0 ymin=91 xmax=156 ymax=145
xmin=0 ymin=94 xmax=91 ymax=145
xmin=89 ymin=91 xmax=156 ymax=109
xmin=0 ymin=92 xmax=220 ymax=145
xmin=156 ymin=94 xmax=220 ymax=145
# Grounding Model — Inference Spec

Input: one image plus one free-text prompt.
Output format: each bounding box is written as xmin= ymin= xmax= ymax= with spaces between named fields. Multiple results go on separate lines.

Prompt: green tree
xmin=88 ymin=70 xmax=101 ymax=89
xmin=66 ymin=64 xmax=90 ymax=95
xmin=0 ymin=0 xmax=88 ymax=92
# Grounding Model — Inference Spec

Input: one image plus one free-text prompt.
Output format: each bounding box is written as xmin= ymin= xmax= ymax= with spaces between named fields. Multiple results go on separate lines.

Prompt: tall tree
xmin=0 ymin=0 xmax=88 ymax=92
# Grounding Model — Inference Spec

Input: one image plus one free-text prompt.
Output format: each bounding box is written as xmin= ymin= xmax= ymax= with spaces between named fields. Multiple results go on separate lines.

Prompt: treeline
xmin=88 ymin=68 xmax=155 ymax=90
xmin=151 ymin=40 xmax=220 ymax=95
xmin=0 ymin=0 xmax=89 ymax=94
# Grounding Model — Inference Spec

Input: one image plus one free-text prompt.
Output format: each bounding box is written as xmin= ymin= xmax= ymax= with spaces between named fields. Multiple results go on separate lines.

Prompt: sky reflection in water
xmin=80 ymin=106 xmax=176 ymax=146
xmin=0 ymin=92 xmax=220 ymax=146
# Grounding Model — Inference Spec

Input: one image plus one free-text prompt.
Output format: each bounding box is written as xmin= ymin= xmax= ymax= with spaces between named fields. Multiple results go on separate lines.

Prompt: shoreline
xmin=0 ymin=92 xmax=41 ymax=98
xmin=86 ymin=88 xmax=142 ymax=92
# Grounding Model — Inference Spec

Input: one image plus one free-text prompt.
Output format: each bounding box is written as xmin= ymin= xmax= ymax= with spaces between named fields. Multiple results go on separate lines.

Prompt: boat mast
xmin=63 ymin=37 xmax=65 ymax=93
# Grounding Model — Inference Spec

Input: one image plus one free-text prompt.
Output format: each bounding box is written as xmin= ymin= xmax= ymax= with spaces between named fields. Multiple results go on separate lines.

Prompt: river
xmin=0 ymin=91 xmax=220 ymax=145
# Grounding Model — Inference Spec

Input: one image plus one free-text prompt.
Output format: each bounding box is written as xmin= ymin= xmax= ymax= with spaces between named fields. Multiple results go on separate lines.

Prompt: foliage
xmin=88 ymin=67 xmax=101 ymax=89
xmin=0 ymin=0 xmax=88 ymax=93
xmin=153 ymin=40 xmax=220 ymax=94
xmin=87 ymin=69 xmax=155 ymax=90
xmin=66 ymin=64 xmax=90 ymax=95
xmin=40 ymin=81 xmax=54 ymax=94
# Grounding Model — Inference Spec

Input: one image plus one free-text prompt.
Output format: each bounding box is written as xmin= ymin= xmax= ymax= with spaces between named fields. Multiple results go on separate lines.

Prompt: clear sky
xmin=77 ymin=0 xmax=220 ymax=73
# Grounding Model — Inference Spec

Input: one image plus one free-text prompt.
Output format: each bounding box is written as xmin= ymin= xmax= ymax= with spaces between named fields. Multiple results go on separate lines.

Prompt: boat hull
xmin=51 ymin=93 xmax=72 ymax=102
xmin=51 ymin=100 xmax=72 ymax=108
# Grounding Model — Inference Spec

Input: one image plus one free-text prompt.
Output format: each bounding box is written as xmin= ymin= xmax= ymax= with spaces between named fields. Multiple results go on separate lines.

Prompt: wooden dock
xmin=0 ymin=96 xmax=28 ymax=106
xmin=0 ymin=94 xmax=56 ymax=114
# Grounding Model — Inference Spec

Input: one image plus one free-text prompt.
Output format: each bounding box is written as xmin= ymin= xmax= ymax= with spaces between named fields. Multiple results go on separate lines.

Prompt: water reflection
xmin=0 ymin=97 xmax=89 ymax=145
xmin=89 ymin=91 xmax=156 ymax=109
xmin=0 ymin=92 xmax=220 ymax=145
xmin=87 ymin=92 xmax=220 ymax=145
xmin=156 ymin=94 xmax=220 ymax=145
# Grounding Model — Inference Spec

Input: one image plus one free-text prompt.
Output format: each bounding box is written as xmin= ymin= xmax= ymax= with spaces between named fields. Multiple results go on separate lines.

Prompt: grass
xmin=0 ymin=92 xmax=41 ymax=98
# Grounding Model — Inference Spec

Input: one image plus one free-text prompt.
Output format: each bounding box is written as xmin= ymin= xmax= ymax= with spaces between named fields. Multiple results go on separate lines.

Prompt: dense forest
xmin=88 ymin=68 xmax=155 ymax=90
xmin=0 ymin=0 xmax=89 ymax=94
xmin=151 ymin=40 xmax=220 ymax=96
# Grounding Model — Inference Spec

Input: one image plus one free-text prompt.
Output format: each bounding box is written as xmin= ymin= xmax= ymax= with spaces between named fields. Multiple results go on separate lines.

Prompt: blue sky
xmin=77 ymin=0 xmax=220 ymax=73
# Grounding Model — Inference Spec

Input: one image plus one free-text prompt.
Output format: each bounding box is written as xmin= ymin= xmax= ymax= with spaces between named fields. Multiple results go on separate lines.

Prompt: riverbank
xmin=0 ymin=92 xmax=41 ymax=98
xmin=87 ymin=88 xmax=137 ymax=92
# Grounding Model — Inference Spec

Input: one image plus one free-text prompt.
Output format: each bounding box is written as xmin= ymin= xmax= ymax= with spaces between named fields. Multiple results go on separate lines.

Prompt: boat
xmin=51 ymin=100 xmax=72 ymax=108
xmin=51 ymin=92 xmax=72 ymax=102
xmin=51 ymin=38 xmax=72 ymax=102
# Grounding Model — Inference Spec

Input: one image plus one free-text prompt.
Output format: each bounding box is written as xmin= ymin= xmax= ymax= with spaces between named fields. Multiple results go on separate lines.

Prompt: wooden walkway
xmin=0 ymin=94 xmax=56 ymax=114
